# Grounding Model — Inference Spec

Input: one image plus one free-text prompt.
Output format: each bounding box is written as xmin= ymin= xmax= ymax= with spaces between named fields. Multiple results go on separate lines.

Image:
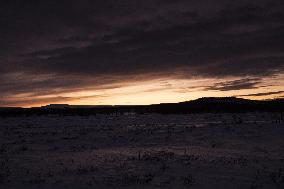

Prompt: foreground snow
xmin=0 ymin=113 xmax=284 ymax=188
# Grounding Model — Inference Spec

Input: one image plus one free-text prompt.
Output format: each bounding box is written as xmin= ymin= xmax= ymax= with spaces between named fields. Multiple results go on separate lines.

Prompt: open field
xmin=1 ymin=113 xmax=284 ymax=189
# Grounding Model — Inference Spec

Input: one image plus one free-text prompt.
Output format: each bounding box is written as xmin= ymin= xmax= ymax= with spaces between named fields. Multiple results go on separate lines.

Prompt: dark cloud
xmin=0 ymin=0 xmax=284 ymax=106
xmin=237 ymin=90 xmax=284 ymax=97
xmin=206 ymin=78 xmax=261 ymax=91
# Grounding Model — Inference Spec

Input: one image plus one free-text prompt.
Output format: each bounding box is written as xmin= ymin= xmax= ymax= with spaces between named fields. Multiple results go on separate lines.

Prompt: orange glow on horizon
xmin=8 ymin=74 xmax=283 ymax=108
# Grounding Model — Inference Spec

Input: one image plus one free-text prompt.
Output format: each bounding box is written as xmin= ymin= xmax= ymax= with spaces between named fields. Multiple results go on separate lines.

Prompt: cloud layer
xmin=0 ymin=0 xmax=284 ymax=106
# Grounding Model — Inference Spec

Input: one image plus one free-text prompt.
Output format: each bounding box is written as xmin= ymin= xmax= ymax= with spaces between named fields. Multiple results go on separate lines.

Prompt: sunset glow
xmin=9 ymin=74 xmax=283 ymax=108
xmin=1 ymin=0 xmax=283 ymax=107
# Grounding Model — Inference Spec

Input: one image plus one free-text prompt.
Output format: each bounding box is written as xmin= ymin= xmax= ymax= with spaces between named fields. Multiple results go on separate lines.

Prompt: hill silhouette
xmin=0 ymin=97 xmax=283 ymax=117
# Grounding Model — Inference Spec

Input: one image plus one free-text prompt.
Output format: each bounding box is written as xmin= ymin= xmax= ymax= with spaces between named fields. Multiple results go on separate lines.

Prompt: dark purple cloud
xmin=0 ymin=0 xmax=284 ymax=106
xmin=206 ymin=78 xmax=261 ymax=91
xmin=237 ymin=90 xmax=284 ymax=97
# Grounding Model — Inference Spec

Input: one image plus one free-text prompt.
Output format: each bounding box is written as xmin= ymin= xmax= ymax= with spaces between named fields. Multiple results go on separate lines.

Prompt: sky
xmin=0 ymin=0 xmax=284 ymax=107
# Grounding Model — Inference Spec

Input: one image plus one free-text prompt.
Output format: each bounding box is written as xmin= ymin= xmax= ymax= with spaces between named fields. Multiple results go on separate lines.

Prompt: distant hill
xmin=0 ymin=97 xmax=283 ymax=117
xmin=147 ymin=97 xmax=284 ymax=114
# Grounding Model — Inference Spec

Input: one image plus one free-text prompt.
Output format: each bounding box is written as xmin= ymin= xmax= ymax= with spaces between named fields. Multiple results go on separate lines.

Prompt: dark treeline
xmin=0 ymin=97 xmax=284 ymax=117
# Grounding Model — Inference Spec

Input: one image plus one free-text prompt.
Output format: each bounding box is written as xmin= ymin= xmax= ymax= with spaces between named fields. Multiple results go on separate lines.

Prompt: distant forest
xmin=0 ymin=97 xmax=284 ymax=117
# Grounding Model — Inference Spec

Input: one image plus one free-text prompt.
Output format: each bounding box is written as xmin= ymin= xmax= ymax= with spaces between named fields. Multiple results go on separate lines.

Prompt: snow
xmin=0 ymin=113 xmax=284 ymax=188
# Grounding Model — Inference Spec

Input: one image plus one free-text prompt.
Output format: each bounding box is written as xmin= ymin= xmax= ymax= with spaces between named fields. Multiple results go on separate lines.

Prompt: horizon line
xmin=1 ymin=96 xmax=282 ymax=109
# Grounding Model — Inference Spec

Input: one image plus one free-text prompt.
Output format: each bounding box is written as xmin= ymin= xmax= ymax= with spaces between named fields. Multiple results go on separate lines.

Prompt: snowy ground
xmin=1 ymin=113 xmax=284 ymax=189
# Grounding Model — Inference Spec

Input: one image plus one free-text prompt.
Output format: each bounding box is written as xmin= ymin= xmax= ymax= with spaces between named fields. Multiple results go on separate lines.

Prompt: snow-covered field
xmin=1 ymin=113 xmax=284 ymax=189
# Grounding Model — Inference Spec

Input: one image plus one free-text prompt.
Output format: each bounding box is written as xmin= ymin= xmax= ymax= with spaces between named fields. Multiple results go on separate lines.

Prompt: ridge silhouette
xmin=0 ymin=97 xmax=283 ymax=117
